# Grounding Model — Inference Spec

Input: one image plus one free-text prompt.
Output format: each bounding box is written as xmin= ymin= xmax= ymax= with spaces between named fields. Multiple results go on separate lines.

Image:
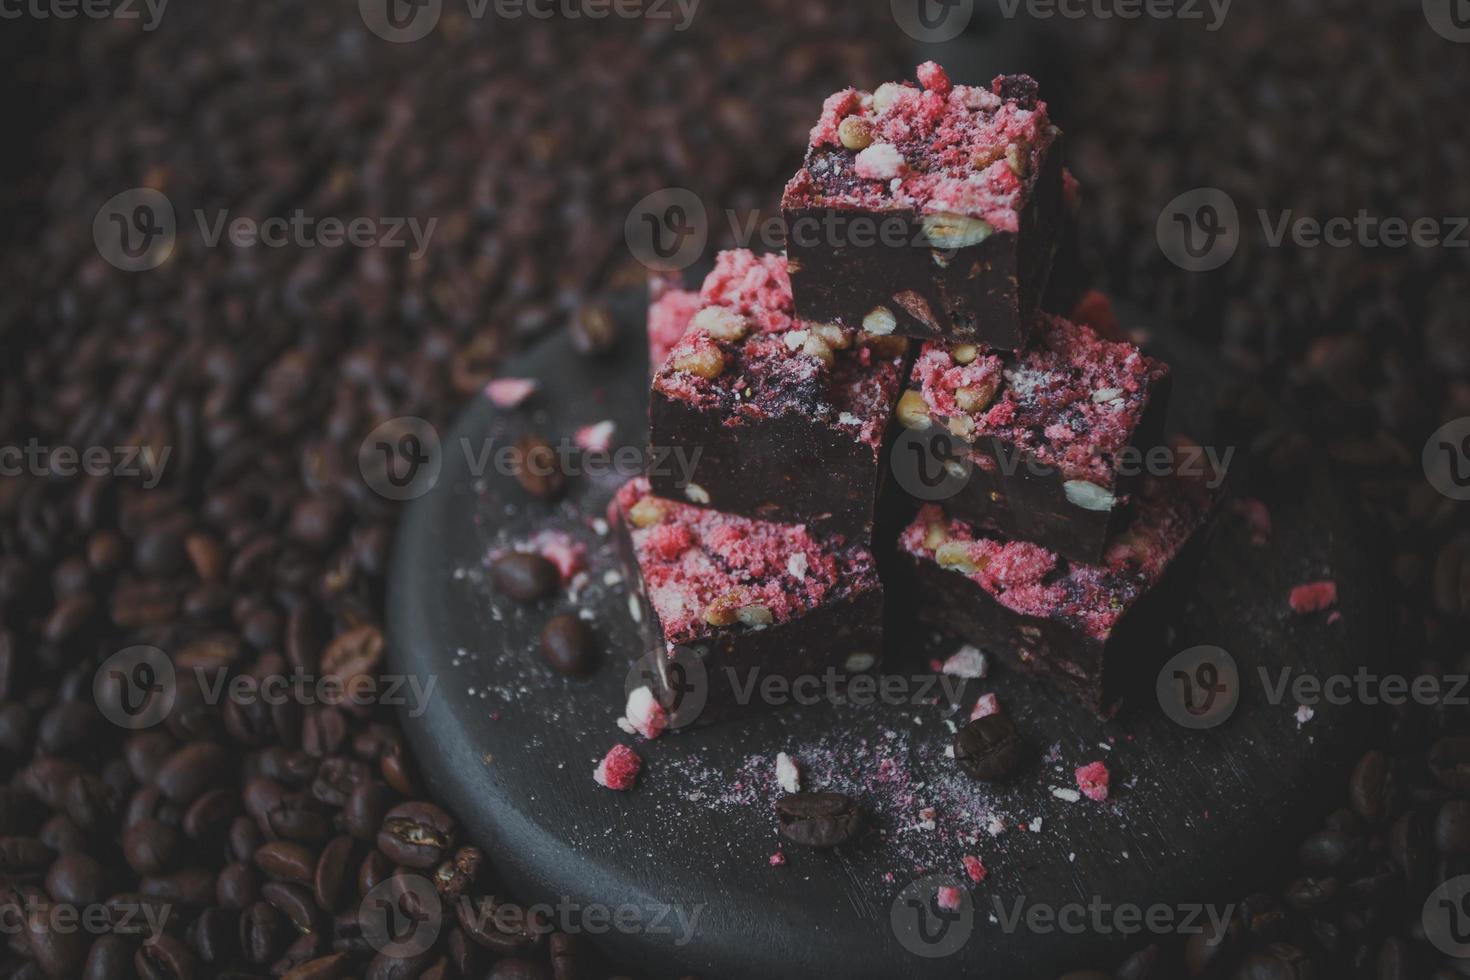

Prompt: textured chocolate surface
xmin=895 ymin=476 xmax=1216 ymax=715
xmin=902 ymin=313 xmax=1172 ymax=563
xmin=648 ymin=250 xmax=908 ymax=539
xmin=614 ymin=476 xmax=884 ymax=723
xmin=782 ymin=66 xmax=1064 ymax=347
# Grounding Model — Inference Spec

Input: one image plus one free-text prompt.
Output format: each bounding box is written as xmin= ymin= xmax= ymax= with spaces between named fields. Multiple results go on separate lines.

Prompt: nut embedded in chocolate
xmin=776 ymin=791 xmax=864 ymax=848
xmin=954 ymin=714 xmax=1024 ymax=780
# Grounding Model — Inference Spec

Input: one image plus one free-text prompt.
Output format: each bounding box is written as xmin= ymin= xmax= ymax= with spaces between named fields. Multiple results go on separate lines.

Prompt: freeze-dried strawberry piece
xmin=1075 ymin=761 xmax=1110 ymax=802
xmin=1289 ymin=580 xmax=1337 ymax=614
xmin=962 ymin=855 xmax=987 ymax=883
xmin=593 ymin=744 xmax=641 ymax=791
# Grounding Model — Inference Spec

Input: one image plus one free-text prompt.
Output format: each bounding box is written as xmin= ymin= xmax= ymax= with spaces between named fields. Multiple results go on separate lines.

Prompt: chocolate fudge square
xmin=782 ymin=63 xmax=1064 ymax=350
xmin=613 ymin=477 xmax=884 ymax=725
xmin=648 ymin=249 xmax=909 ymax=542
xmin=895 ymin=476 xmax=1216 ymax=718
xmin=897 ymin=313 xmax=1171 ymax=564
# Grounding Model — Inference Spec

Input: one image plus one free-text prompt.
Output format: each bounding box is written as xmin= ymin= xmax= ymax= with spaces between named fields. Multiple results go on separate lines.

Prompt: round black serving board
xmin=388 ymin=297 xmax=1387 ymax=979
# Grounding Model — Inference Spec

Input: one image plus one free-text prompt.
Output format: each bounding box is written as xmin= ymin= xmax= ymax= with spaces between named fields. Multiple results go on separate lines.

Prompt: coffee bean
xmin=511 ymin=434 xmax=567 ymax=499
xmin=141 ymin=868 xmax=218 ymax=907
xmin=1184 ymin=917 xmax=1240 ymax=976
xmin=490 ymin=959 xmax=553 ymax=980
xmin=185 ymin=906 xmax=237 ymax=964
xmin=84 ymin=934 xmax=138 ymax=980
xmin=37 ymin=700 xmax=100 ymax=755
xmin=124 ymin=818 xmax=181 ymax=876
xmin=540 ymin=614 xmax=596 ymax=676
xmin=38 ymin=813 xmax=87 ymax=856
xmin=1430 ymin=736 xmax=1470 ymax=791
xmin=1239 ymin=942 xmax=1312 ymax=980
xmin=1284 ymin=876 xmax=1340 ymax=911
xmin=43 ymin=593 xmax=97 ymax=645
xmin=448 ymin=927 xmax=489 ymax=978
xmin=182 ymin=787 xmax=240 ymax=843
xmin=1436 ymin=800 xmax=1470 ymax=855
xmin=217 ymin=861 xmax=257 ymax=909
xmin=345 ymin=781 xmax=391 ymax=842
xmin=267 ymin=799 xmax=334 ymax=844
xmin=1299 ymin=828 xmax=1363 ymax=874
xmin=1115 ymin=943 xmax=1162 ymax=980
xmin=283 ymin=952 xmax=353 ymax=980
xmin=320 ymin=624 xmax=385 ymax=700
xmin=491 ymin=553 xmax=560 ymax=602
xmin=65 ymin=771 xmax=117 ymax=830
xmin=0 ymin=835 xmax=53 ymax=873
xmin=313 ymin=835 xmax=354 ymax=912
xmin=378 ymin=801 xmax=456 ymax=868
xmin=457 ymin=894 xmax=545 ymax=955
xmin=775 ymin=792 xmax=863 ymax=848
xmin=570 ymin=302 xmax=620 ymax=356
xmin=46 ymin=852 xmax=109 ymax=907
xmin=155 ymin=742 xmax=231 ymax=805
xmin=954 ymin=714 xmax=1024 ymax=780
xmin=366 ymin=949 xmax=440 ymax=980
xmin=380 ymin=741 xmax=420 ymax=797
xmin=431 ymin=845 xmax=483 ymax=901
xmin=358 ymin=849 xmax=394 ymax=898
xmin=24 ymin=902 xmax=90 ymax=976
xmin=262 ymin=880 xmax=320 ymax=933
xmin=125 ymin=732 xmax=177 ymax=786
xmin=254 ymin=840 xmax=317 ymax=886
xmin=312 ymin=756 xmax=371 ymax=808
xmin=238 ymin=900 xmax=288 ymax=965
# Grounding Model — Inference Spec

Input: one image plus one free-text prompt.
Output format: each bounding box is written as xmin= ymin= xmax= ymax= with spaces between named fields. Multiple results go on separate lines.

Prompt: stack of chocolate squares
xmin=615 ymin=64 xmax=1217 ymax=724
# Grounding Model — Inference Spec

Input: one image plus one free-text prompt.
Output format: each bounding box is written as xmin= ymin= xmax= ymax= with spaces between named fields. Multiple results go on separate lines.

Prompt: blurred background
xmin=1 ymin=1 xmax=1468 ymax=977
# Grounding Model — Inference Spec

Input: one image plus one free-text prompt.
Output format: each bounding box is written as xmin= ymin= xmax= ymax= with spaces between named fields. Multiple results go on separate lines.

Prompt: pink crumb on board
xmin=1289 ymin=580 xmax=1337 ymax=614
xmin=485 ymin=377 xmax=538 ymax=408
xmin=593 ymin=745 xmax=641 ymax=791
xmin=621 ymin=687 xmax=668 ymax=741
xmin=970 ymin=693 xmax=1001 ymax=721
xmin=769 ymin=852 xmax=786 ymax=867
xmin=574 ymin=420 xmax=616 ymax=454
xmin=529 ymin=530 xmax=586 ymax=582
xmin=1075 ymin=761 xmax=1110 ymax=802
xmin=962 ymin=855 xmax=987 ymax=882
xmin=936 ymin=885 xmax=963 ymax=911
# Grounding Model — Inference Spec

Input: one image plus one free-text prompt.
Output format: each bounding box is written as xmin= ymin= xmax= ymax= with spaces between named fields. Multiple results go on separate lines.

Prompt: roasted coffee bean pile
xmin=1051 ymin=4 xmax=1470 ymax=979
xmin=2 ymin=0 xmax=1467 ymax=977
xmin=0 ymin=4 xmax=906 ymax=979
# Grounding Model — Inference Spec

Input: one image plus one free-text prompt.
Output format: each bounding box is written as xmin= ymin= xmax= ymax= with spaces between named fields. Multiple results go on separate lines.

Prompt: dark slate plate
xmin=387 ymin=296 xmax=1386 ymax=979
